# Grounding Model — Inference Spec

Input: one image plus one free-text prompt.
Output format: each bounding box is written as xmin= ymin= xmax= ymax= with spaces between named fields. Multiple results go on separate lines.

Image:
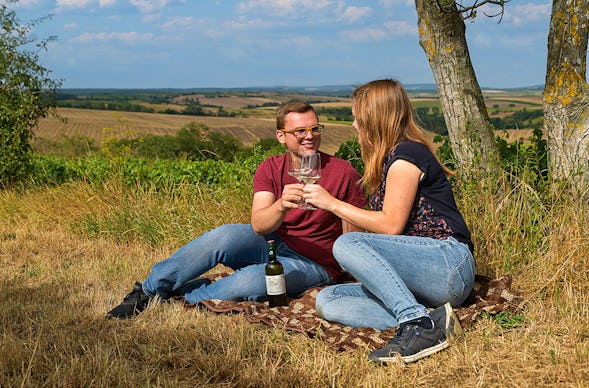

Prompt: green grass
xmin=0 ymin=164 xmax=587 ymax=386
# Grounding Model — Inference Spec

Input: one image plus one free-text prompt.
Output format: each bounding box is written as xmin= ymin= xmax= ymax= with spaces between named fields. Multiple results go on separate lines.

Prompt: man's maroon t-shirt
xmin=253 ymin=152 xmax=366 ymax=280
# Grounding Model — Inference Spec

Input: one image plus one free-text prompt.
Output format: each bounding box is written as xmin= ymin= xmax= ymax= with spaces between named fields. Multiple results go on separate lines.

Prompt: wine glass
xmin=298 ymin=151 xmax=321 ymax=209
xmin=287 ymin=153 xmax=306 ymax=208
xmin=287 ymin=154 xmax=303 ymax=182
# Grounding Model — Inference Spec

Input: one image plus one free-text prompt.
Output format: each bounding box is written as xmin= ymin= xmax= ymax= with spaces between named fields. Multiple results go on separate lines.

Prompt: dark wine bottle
xmin=265 ymin=240 xmax=288 ymax=307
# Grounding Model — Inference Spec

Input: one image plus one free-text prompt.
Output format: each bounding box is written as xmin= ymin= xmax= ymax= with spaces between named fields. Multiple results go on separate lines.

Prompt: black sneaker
xmin=107 ymin=281 xmax=151 ymax=319
xmin=368 ymin=317 xmax=448 ymax=363
xmin=430 ymin=302 xmax=464 ymax=340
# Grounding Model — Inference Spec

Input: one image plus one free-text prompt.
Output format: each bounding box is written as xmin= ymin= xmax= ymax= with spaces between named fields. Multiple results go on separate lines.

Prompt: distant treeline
xmin=490 ymin=108 xmax=544 ymax=130
xmin=58 ymin=99 xmax=156 ymax=113
xmin=318 ymin=106 xmax=543 ymax=135
xmin=318 ymin=106 xmax=449 ymax=135
xmin=57 ymin=94 xmax=247 ymax=118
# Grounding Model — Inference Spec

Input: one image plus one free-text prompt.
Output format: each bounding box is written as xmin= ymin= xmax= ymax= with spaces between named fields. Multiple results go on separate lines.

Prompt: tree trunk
xmin=415 ymin=0 xmax=498 ymax=172
xmin=543 ymin=0 xmax=589 ymax=194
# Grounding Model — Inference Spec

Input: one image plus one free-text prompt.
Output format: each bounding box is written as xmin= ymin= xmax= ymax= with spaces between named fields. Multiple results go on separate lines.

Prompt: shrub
xmin=0 ymin=5 xmax=61 ymax=185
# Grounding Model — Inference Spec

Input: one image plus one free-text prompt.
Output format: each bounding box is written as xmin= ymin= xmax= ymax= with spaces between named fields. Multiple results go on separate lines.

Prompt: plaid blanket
xmin=186 ymin=274 xmax=522 ymax=351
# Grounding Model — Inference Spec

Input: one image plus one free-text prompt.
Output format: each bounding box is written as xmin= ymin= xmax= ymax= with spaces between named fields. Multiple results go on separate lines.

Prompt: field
xmin=5 ymin=89 xmax=584 ymax=387
xmin=1 ymin=172 xmax=587 ymax=386
xmin=34 ymin=90 xmax=542 ymax=156
xmin=34 ymin=107 xmax=357 ymax=156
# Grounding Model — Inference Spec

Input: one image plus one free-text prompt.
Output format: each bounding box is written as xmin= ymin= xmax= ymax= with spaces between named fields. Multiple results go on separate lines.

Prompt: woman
xmin=302 ymin=79 xmax=475 ymax=363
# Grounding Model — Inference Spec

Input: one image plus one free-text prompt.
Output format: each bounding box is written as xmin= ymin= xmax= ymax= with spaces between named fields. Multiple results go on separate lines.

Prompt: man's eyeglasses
xmin=280 ymin=124 xmax=324 ymax=138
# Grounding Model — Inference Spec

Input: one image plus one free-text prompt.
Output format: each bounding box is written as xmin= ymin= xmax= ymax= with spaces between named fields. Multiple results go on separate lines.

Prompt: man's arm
xmin=250 ymin=183 xmax=304 ymax=235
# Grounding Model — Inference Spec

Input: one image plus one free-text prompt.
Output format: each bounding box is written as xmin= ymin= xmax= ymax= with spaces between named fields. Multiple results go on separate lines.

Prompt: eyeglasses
xmin=280 ymin=124 xmax=324 ymax=138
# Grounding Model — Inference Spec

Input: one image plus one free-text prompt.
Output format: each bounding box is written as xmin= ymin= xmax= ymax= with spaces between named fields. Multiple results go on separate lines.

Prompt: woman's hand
xmin=302 ymin=183 xmax=336 ymax=211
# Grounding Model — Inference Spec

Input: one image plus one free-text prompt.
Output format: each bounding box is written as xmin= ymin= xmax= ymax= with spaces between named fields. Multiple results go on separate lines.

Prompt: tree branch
xmin=435 ymin=0 xmax=511 ymax=22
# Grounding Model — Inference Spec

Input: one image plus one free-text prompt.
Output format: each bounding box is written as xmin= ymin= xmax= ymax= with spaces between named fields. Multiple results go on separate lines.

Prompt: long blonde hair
xmin=353 ymin=79 xmax=453 ymax=193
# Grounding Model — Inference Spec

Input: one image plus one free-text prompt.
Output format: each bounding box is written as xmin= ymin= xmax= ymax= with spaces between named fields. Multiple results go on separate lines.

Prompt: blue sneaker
xmin=368 ymin=317 xmax=448 ymax=363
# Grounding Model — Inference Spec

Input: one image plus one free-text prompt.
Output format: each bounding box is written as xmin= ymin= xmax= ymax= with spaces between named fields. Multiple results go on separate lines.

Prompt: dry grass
xmin=1 ymin=177 xmax=587 ymax=387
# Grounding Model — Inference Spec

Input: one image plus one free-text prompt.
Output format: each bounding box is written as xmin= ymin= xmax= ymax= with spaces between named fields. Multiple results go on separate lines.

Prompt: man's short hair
xmin=276 ymin=100 xmax=317 ymax=130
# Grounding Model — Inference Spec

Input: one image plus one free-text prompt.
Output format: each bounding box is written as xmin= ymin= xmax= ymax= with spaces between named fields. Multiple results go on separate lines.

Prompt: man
xmin=107 ymin=100 xmax=367 ymax=319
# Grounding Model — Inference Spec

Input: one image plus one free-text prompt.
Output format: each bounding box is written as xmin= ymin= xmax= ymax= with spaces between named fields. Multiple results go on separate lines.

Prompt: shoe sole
xmin=373 ymin=339 xmax=450 ymax=364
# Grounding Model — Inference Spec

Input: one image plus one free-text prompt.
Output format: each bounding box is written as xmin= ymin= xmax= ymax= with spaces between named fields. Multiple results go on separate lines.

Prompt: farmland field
xmin=34 ymin=91 xmax=543 ymax=156
xmin=34 ymin=108 xmax=359 ymax=155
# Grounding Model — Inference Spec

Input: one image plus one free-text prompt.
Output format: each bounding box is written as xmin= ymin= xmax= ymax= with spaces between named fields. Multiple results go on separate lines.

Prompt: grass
xmin=1 ymin=171 xmax=588 ymax=386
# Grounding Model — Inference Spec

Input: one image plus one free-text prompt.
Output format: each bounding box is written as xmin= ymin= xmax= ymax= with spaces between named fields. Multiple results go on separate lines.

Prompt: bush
xmin=335 ymin=138 xmax=364 ymax=175
xmin=0 ymin=5 xmax=61 ymax=185
xmin=435 ymin=127 xmax=549 ymax=192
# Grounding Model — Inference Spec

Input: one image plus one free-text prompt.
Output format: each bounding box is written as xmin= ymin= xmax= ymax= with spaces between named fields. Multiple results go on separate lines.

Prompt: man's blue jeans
xmin=315 ymin=233 xmax=475 ymax=330
xmin=142 ymin=224 xmax=333 ymax=304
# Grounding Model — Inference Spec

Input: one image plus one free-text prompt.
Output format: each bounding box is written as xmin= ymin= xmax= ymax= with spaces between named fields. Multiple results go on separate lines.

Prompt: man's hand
xmin=279 ymin=183 xmax=305 ymax=211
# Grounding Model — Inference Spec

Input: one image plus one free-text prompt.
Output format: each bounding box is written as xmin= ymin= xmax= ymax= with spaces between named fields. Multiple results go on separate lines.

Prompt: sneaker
xmin=107 ymin=281 xmax=151 ymax=319
xmin=368 ymin=317 xmax=448 ymax=363
xmin=430 ymin=302 xmax=464 ymax=340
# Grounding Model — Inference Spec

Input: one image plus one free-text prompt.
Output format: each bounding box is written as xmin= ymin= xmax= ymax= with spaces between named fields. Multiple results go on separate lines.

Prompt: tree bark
xmin=415 ymin=0 xmax=498 ymax=172
xmin=543 ymin=0 xmax=589 ymax=193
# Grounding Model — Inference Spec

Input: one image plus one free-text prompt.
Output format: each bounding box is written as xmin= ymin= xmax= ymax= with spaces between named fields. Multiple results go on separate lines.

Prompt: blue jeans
xmin=142 ymin=224 xmax=333 ymax=304
xmin=315 ymin=233 xmax=475 ymax=330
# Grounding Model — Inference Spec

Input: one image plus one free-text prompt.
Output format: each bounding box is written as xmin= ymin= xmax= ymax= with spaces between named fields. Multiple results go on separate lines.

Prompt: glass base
xmin=298 ymin=202 xmax=317 ymax=210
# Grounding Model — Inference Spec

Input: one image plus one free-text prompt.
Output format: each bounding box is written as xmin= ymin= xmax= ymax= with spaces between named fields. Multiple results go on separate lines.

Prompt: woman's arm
xmin=303 ymin=159 xmax=421 ymax=234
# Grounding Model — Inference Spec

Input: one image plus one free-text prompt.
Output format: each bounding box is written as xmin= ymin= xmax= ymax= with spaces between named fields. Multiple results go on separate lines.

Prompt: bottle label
xmin=265 ymin=274 xmax=286 ymax=295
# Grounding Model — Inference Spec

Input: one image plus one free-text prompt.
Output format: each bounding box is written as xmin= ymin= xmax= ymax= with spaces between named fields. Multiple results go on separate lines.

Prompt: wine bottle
xmin=265 ymin=240 xmax=288 ymax=307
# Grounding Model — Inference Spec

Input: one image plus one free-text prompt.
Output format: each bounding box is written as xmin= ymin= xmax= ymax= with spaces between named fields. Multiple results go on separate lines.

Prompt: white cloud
xmin=56 ymin=0 xmax=116 ymax=8
xmin=475 ymin=2 xmax=551 ymax=26
xmin=56 ymin=0 xmax=92 ymax=7
xmin=340 ymin=19 xmax=417 ymax=42
xmin=378 ymin=0 xmax=413 ymax=8
xmin=70 ymin=31 xmax=156 ymax=44
xmin=506 ymin=2 xmax=551 ymax=26
xmin=237 ymin=0 xmax=332 ymax=17
xmin=160 ymin=16 xmax=195 ymax=31
xmin=130 ymin=0 xmax=173 ymax=14
xmin=383 ymin=20 xmax=417 ymax=36
xmin=10 ymin=0 xmax=43 ymax=8
xmin=341 ymin=6 xmax=372 ymax=24
xmin=340 ymin=27 xmax=388 ymax=42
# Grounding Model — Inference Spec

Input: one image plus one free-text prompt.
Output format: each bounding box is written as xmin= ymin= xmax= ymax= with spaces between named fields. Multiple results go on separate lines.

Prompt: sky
xmin=8 ymin=0 xmax=557 ymax=90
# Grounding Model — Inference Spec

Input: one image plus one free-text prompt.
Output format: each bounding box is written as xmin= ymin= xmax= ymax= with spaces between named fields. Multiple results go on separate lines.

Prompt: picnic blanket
xmin=186 ymin=274 xmax=522 ymax=351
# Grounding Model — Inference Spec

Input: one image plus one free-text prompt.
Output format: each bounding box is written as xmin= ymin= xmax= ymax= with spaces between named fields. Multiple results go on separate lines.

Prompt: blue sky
xmin=9 ymin=0 xmax=556 ymax=89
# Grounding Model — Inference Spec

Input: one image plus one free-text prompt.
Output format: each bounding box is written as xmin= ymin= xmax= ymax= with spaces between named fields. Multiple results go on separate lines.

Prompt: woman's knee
xmin=333 ymin=232 xmax=364 ymax=267
xmin=315 ymin=286 xmax=338 ymax=320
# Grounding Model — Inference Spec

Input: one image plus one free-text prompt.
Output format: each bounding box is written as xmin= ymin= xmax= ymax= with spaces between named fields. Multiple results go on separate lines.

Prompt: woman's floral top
xmin=369 ymin=140 xmax=473 ymax=251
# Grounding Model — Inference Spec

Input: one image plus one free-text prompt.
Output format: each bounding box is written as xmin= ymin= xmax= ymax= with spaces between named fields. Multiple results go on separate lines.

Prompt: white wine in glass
xmin=298 ymin=151 xmax=321 ymax=209
xmin=287 ymin=153 xmax=306 ymax=208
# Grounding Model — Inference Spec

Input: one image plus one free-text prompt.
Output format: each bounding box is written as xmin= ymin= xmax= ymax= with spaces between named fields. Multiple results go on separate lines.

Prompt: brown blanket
xmin=186 ymin=274 xmax=522 ymax=351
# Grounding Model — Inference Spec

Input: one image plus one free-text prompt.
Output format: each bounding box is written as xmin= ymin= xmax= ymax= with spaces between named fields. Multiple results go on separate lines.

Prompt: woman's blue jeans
xmin=142 ymin=224 xmax=333 ymax=305
xmin=315 ymin=233 xmax=475 ymax=330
